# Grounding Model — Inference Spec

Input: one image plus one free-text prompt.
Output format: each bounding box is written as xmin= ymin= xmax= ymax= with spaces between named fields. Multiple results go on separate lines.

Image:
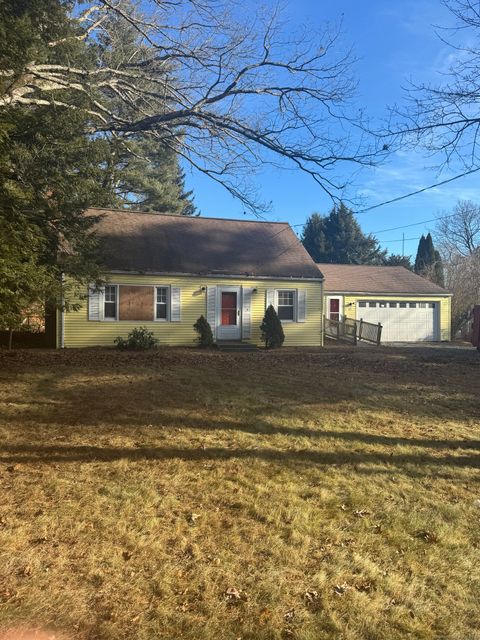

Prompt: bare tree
xmin=435 ymin=200 xmax=480 ymax=259
xmin=0 ymin=0 xmax=381 ymax=212
xmin=444 ymin=249 xmax=480 ymax=333
xmin=387 ymin=0 xmax=480 ymax=173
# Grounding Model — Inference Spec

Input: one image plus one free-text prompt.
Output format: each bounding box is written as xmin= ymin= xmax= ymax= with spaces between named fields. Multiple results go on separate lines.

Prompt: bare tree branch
xmin=0 ymin=0 xmax=382 ymax=212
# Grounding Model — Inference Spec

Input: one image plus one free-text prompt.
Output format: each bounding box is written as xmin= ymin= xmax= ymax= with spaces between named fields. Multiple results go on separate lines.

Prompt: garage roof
xmin=85 ymin=208 xmax=322 ymax=280
xmin=317 ymin=263 xmax=450 ymax=295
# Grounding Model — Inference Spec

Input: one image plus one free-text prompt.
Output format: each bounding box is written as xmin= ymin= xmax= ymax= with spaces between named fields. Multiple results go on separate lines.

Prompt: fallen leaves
xmin=333 ymin=583 xmax=351 ymax=597
xmin=224 ymin=587 xmax=247 ymax=604
xmin=415 ymin=530 xmax=439 ymax=543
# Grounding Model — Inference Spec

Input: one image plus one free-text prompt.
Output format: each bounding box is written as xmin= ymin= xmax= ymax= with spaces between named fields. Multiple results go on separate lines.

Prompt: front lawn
xmin=0 ymin=346 xmax=479 ymax=640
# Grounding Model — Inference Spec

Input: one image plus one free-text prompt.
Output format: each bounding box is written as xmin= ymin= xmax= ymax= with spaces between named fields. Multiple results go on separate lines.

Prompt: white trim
xmin=216 ymin=285 xmax=241 ymax=340
xmin=276 ymin=288 xmax=297 ymax=323
xmin=326 ymin=295 xmax=343 ymax=320
xmin=103 ymin=284 xmax=119 ymax=321
xmin=154 ymin=285 xmax=170 ymax=322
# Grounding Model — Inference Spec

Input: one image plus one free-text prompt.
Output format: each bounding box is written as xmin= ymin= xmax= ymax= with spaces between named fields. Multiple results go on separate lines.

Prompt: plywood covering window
xmin=118 ymin=285 xmax=154 ymax=321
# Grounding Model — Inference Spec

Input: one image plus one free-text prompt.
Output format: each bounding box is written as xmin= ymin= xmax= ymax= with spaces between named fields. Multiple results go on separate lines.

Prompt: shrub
xmin=260 ymin=304 xmax=285 ymax=349
xmin=193 ymin=315 xmax=215 ymax=347
xmin=114 ymin=326 xmax=158 ymax=350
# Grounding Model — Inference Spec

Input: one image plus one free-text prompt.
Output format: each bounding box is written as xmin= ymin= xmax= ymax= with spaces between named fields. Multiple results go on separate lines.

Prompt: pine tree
xmin=384 ymin=254 xmax=413 ymax=269
xmin=302 ymin=203 xmax=386 ymax=264
xmin=433 ymin=250 xmax=445 ymax=287
xmin=96 ymin=3 xmax=197 ymax=215
xmin=260 ymin=305 xmax=285 ymax=349
xmin=414 ymin=234 xmax=444 ymax=286
xmin=414 ymin=236 xmax=427 ymax=273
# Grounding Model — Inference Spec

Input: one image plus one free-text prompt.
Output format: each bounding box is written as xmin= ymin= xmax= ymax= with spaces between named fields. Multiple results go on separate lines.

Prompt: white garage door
xmin=357 ymin=300 xmax=440 ymax=342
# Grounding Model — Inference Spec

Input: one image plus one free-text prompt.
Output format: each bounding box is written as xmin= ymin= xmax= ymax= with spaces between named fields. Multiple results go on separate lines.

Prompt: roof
xmin=86 ymin=208 xmax=322 ymax=280
xmin=317 ymin=263 xmax=450 ymax=295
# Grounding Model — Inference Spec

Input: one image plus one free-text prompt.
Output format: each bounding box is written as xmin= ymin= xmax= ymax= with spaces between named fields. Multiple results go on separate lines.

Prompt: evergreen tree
xmin=434 ymin=250 xmax=445 ymax=287
xmin=0 ymin=0 xmax=198 ymax=335
xmin=414 ymin=234 xmax=444 ymax=286
xmin=414 ymin=236 xmax=427 ymax=273
xmin=384 ymin=254 xmax=413 ymax=269
xmin=260 ymin=305 xmax=285 ymax=349
xmin=96 ymin=3 xmax=196 ymax=215
xmin=301 ymin=203 xmax=386 ymax=264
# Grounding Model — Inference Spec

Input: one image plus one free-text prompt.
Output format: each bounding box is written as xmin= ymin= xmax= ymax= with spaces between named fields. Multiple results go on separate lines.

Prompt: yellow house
xmin=319 ymin=263 xmax=452 ymax=342
xmin=58 ymin=209 xmax=325 ymax=348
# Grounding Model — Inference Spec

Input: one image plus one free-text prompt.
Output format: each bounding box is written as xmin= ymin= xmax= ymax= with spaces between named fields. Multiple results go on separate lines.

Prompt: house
xmin=56 ymin=209 xmax=324 ymax=348
xmin=319 ymin=263 xmax=451 ymax=342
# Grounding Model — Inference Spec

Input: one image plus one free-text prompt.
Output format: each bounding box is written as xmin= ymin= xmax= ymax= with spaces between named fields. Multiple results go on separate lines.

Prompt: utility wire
xmin=354 ymin=166 xmax=480 ymax=214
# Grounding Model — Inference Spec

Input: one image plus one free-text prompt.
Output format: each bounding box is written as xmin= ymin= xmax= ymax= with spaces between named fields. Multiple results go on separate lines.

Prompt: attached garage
xmin=319 ymin=263 xmax=452 ymax=343
xmin=356 ymin=299 xmax=439 ymax=342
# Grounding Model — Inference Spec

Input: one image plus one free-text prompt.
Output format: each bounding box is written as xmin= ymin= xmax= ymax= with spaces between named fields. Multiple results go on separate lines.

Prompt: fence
xmin=324 ymin=316 xmax=382 ymax=346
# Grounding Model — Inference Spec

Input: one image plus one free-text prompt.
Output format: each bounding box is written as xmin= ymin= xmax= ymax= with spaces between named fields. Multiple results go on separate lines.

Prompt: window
xmin=358 ymin=301 xmax=367 ymax=308
xmin=277 ymin=290 xmax=295 ymax=320
xmin=399 ymin=302 xmax=407 ymax=308
xmin=368 ymin=301 xmax=377 ymax=308
xmin=104 ymin=285 xmax=117 ymax=319
xmin=379 ymin=301 xmax=387 ymax=308
xmin=156 ymin=287 xmax=169 ymax=320
xmin=419 ymin=302 xmax=426 ymax=308
xmin=429 ymin=302 xmax=436 ymax=309
xmin=389 ymin=302 xmax=397 ymax=308
xmin=409 ymin=302 xmax=417 ymax=308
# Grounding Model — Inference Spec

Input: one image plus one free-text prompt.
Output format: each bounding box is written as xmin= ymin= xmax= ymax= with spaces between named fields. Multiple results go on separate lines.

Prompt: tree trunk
xmin=8 ymin=328 xmax=13 ymax=350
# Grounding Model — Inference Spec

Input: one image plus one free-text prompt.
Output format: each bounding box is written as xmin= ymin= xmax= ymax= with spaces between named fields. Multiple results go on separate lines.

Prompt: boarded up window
xmin=119 ymin=286 xmax=154 ymax=321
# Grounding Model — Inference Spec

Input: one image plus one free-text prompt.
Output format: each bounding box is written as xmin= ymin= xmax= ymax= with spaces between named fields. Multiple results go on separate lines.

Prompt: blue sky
xmin=183 ymin=0 xmax=480 ymax=259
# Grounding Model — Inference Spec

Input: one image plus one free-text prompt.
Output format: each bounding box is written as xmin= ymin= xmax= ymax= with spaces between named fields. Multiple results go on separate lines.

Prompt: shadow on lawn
xmin=1 ymin=443 xmax=479 ymax=477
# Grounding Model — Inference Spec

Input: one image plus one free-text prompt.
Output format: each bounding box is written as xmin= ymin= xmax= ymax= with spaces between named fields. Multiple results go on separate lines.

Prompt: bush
xmin=260 ymin=304 xmax=285 ymax=349
xmin=193 ymin=315 xmax=215 ymax=347
xmin=114 ymin=326 xmax=158 ymax=350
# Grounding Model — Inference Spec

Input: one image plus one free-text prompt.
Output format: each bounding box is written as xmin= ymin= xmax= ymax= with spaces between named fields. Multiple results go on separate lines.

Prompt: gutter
xmin=323 ymin=290 xmax=452 ymax=297
xmin=105 ymin=269 xmax=324 ymax=282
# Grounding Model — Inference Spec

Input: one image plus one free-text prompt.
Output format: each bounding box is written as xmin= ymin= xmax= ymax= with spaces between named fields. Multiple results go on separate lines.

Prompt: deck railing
xmin=324 ymin=316 xmax=382 ymax=346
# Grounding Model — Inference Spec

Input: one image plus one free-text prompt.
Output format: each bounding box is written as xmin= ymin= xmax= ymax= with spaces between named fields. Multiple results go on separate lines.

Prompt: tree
xmin=93 ymin=4 xmax=197 ymax=215
xmin=444 ymin=250 xmax=480 ymax=333
xmin=0 ymin=218 xmax=58 ymax=348
xmin=260 ymin=305 xmax=285 ymax=349
xmin=414 ymin=234 xmax=444 ymax=286
xmin=389 ymin=0 xmax=480 ymax=176
xmin=384 ymin=254 xmax=413 ymax=269
xmin=193 ymin=316 xmax=214 ymax=347
xmin=434 ymin=201 xmax=480 ymax=259
xmin=0 ymin=0 xmax=382 ymax=212
xmin=302 ymin=203 xmax=386 ymax=264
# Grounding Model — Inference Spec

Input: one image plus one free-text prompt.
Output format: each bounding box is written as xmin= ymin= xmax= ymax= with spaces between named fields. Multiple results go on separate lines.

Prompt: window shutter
xmin=88 ymin=284 xmax=104 ymax=321
xmin=266 ymin=288 xmax=275 ymax=309
xmin=170 ymin=287 xmax=181 ymax=322
xmin=242 ymin=287 xmax=253 ymax=339
xmin=297 ymin=289 xmax=307 ymax=323
xmin=207 ymin=286 xmax=217 ymax=338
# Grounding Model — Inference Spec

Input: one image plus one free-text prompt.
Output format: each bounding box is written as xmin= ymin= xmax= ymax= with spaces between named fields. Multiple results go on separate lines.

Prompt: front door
xmin=328 ymin=297 xmax=342 ymax=321
xmin=217 ymin=286 xmax=241 ymax=340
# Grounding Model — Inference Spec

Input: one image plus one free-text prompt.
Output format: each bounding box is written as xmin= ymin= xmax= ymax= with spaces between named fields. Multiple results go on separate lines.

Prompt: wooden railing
xmin=324 ymin=316 xmax=382 ymax=346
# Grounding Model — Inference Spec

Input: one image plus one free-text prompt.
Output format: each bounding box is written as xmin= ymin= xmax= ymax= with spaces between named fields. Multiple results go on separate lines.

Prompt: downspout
xmin=60 ymin=272 xmax=65 ymax=349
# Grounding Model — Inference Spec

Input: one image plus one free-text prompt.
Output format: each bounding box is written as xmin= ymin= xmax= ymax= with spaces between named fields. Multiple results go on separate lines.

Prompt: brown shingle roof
xmin=87 ymin=208 xmax=321 ymax=280
xmin=317 ymin=263 xmax=450 ymax=295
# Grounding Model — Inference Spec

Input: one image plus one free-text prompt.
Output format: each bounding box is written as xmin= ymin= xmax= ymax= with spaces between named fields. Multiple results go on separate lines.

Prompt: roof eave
xmin=323 ymin=289 xmax=451 ymax=296
xmin=105 ymin=269 xmax=324 ymax=282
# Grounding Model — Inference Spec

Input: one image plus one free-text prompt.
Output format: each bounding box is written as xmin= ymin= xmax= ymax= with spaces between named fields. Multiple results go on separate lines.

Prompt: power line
xmin=354 ymin=166 xmax=480 ymax=214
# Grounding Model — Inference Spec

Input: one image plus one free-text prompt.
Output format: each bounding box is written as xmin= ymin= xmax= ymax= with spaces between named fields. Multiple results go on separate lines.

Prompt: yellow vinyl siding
xmin=64 ymin=274 xmax=324 ymax=348
xmin=338 ymin=294 xmax=451 ymax=341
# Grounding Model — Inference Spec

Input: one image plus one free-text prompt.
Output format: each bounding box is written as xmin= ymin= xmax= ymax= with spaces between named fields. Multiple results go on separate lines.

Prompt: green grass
xmin=0 ymin=345 xmax=479 ymax=640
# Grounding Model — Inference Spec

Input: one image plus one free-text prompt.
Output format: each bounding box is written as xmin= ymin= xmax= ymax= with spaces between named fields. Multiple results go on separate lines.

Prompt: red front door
xmin=329 ymin=298 xmax=340 ymax=321
xmin=221 ymin=292 xmax=238 ymax=325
